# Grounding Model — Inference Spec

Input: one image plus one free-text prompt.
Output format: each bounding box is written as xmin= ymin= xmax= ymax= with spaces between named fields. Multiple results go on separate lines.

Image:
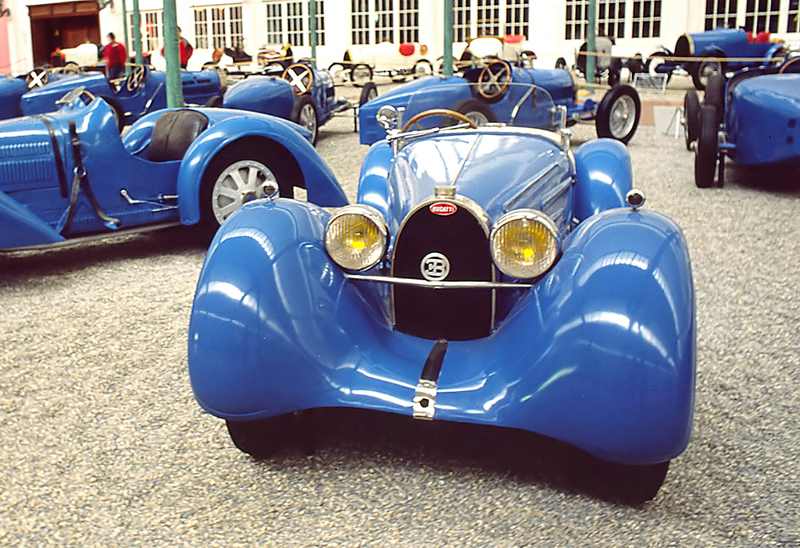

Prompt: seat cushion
xmin=149 ymin=110 xmax=209 ymax=162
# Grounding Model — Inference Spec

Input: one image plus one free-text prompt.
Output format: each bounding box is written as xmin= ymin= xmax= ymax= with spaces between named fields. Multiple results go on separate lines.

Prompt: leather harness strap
xmin=33 ymin=115 xmax=69 ymax=198
xmin=60 ymin=120 xmax=120 ymax=234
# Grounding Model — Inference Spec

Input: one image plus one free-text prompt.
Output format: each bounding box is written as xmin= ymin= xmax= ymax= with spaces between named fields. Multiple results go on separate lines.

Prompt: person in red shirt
xmin=161 ymin=27 xmax=194 ymax=69
xmin=102 ymin=33 xmax=127 ymax=81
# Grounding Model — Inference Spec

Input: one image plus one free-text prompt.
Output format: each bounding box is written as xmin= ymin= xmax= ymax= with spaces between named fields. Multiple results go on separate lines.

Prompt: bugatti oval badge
xmin=421 ymin=252 xmax=450 ymax=281
xmin=429 ymin=202 xmax=457 ymax=216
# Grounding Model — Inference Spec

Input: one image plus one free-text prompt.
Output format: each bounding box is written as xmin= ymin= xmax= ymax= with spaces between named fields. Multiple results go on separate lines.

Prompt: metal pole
xmin=443 ymin=0 xmax=453 ymax=76
xmin=121 ymin=0 xmax=129 ymax=74
xmin=131 ymin=0 xmax=143 ymax=65
xmin=162 ymin=0 xmax=183 ymax=107
xmin=586 ymin=0 xmax=596 ymax=84
xmin=309 ymin=0 xmax=317 ymax=69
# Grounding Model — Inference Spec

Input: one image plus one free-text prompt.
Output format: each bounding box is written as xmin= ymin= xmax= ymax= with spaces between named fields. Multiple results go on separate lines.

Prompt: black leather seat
xmin=149 ymin=110 xmax=209 ymax=162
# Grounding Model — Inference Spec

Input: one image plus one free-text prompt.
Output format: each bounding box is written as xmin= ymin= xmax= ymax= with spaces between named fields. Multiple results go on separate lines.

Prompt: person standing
xmin=102 ymin=33 xmax=127 ymax=80
xmin=161 ymin=27 xmax=194 ymax=69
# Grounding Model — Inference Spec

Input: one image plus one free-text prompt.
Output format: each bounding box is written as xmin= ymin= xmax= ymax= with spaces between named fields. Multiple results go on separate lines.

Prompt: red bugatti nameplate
xmin=429 ymin=202 xmax=457 ymax=216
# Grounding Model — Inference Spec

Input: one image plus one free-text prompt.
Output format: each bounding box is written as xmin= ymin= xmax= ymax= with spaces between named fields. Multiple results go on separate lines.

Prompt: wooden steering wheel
xmin=477 ymin=59 xmax=512 ymax=99
xmin=281 ymin=63 xmax=314 ymax=95
xmin=401 ymin=109 xmax=478 ymax=132
xmin=126 ymin=65 xmax=147 ymax=92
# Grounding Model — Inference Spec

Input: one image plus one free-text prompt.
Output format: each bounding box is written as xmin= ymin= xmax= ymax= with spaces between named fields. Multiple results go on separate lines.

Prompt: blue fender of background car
xmin=188 ymin=198 xmax=694 ymax=465
xmin=220 ymin=76 xmax=295 ymax=119
xmin=172 ymin=109 xmax=349 ymax=224
xmin=726 ymin=74 xmax=800 ymax=166
xmin=0 ymin=77 xmax=31 ymax=119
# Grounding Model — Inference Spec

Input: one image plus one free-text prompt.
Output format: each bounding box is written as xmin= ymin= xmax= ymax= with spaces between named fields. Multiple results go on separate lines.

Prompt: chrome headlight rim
xmin=325 ymin=204 xmax=389 ymax=272
xmin=490 ymin=209 xmax=561 ymax=280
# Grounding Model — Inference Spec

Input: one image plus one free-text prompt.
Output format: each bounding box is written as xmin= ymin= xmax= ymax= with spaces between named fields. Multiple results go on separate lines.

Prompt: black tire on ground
xmin=413 ymin=59 xmax=434 ymax=78
xmin=644 ymin=52 xmax=673 ymax=85
xmin=97 ymin=94 xmax=126 ymax=132
xmin=703 ymin=72 xmax=726 ymax=123
xmin=608 ymin=57 xmax=623 ymax=87
xmin=692 ymin=51 xmax=726 ymax=91
xmin=200 ymin=142 xmax=294 ymax=232
xmin=519 ymin=50 xmax=536 ymax=68
xmin=226 ymin=416 xmax=291 ymax=459
xmin=291 ymin=95 xmax=318 ymax=145
xmin=447 ymin=98 xmax=497 ymax=127
xmin=204 ymin=95 xmax=223 ymax=107
xmin=359 ymin=81 xmax=378 ymax=106
xmin=595 ymin=85 xmax=641 ymax=144
xmin=695 ymin=105 xmax=719 ymax=188
xmin=683 ymin=90 xmax=700 ymax=150
xmin=587 ymin=459 xmax=671 ymax=505
xmin=350 ymin=63 xmax=373 ymax=86
xmin=555 ymin=57 xmax=568 ymax=70
xmin=627 ymin=54 xmax=645 ymax=77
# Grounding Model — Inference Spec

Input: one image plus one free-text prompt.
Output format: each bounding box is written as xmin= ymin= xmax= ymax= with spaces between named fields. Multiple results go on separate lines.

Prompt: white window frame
xmin=192 ymin=4 xmax=244 ymax=50
xmin=631 ymin=0 xmax=660 ymax=38
xmin=454 ymin=0 xmax=528 ymax=42
xmin=350 ymin=0 xmax=420 ymax=45
xmin=704 ymin=0 xmax=800 ymax=36
xmin=264 ymin=1 xmax=325 ymax=47
xmin=129 ymin=10 xmax=163 ymax=53
xmin=744 ymin=0 xmax=781 ymax=33
xmin=565 ymin=0 xmax=632 ymax=40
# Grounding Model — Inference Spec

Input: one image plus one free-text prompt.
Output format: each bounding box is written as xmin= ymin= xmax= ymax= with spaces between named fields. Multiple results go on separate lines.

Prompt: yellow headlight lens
xmin=325 ymin=205 xmax=388 ymax=271
xmin=490 ymin=210 xmax=560 ymax=279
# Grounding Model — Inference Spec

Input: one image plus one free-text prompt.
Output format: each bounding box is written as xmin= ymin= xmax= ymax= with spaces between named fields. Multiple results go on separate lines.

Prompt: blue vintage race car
xmin=221 ymin=62 xmax=377 ymax=144
xmin=358 ymin=61 xmax=641 ymax=145
xmin=0 ymin=88 xmax=347 ymax=251
xmin=188 ymin=83 xmax=696 ymax=503
xmin=0 ymin=68 xmax=79 ymax=120
xmin=646 ymin=27 xmax=786 ymax=90
xmin=14 ymin=65 xmax=223 ymax=128
xmin=685 ymin=56 xmax=800 ymax=188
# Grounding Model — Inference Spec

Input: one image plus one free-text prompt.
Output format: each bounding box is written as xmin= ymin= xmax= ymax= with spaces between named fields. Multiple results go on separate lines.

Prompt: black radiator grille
xmin=391 ymin=200 xmax=494 ymax=341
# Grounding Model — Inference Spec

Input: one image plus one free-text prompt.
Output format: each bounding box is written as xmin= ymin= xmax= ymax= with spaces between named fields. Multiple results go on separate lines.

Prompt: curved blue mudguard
xmin=221 ymin=76 xmax=295 ymax=119
xmin=573 ymin=139 xmax=633 ymax=220
xmin=176 ymin=111 xmax=348 ymax=225
xmin=0 ymin=78 xmax=29 ymax=120
xmin=189 ymin=199 xmax=695 ymax=465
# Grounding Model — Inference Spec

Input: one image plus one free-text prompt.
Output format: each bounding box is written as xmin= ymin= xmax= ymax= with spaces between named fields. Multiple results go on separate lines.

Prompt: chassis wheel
xmin=588 ymin=459 xmax=671 ymax=504
xmin=695 ymin=105 xmax=719 ymax=188
xmin=97 ymin=94 xmax=126 ymax=132
xmin=448 ymin=98 xmax=497 ymax=126
xmin=226 ymin=416 xmax=291 ymax=459
xmin=644 ymin=52 xmax=673 ymax=85
xmin=201 ymin=146 xmax=292 ymax=230
xmin=413 ymin=60 xmax=434 ymax=78
xmin=595 ymin=85 xmax=641 ymax=144
xmin=703 ymin=73 xmax=726 ymax=124
xmin=359 ymin=81 xmax=378 ymax=106
xmin=555 ymin=57 xmax=568 ymax=70
xmin=350 ymin=63 xmax=373 ymax=86
xmin=292 ymin=96 xmax=318 ymax=145
xmin=683 ymin=90 xmax=700 ymax=150
xmin=692 ymin=52 xmax=725 ymax=91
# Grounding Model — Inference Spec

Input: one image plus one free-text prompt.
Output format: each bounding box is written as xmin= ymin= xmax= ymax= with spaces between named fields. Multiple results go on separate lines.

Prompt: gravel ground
xmin=1 ymin=79 xmax=798 ymax=547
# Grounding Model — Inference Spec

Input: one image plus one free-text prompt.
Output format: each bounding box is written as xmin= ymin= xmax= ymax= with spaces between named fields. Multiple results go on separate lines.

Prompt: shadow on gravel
xmin=254 ymin=408 xmax=667 ymax=507
xmin=723 ymin=164 xmax=800 ymax=195
xmin=0 ymin=225 xmax=210 ymax=280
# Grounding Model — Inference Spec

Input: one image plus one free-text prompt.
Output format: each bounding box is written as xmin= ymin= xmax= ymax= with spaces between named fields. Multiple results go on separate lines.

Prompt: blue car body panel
xmin=725 ymin=73 xmax=800 ymax=166
xmin=0 ymin=97 xmax=347 ymax=251
xmin=188 ymin=122 xmax=695 ymax=467
xmin=222 ymin=67 xmax=348 ymax=137
xmin=0 ymin=72 xmax=79 ymax=121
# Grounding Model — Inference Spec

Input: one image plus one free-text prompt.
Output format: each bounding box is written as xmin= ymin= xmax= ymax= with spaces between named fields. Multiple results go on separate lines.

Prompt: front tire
xmin=703 ymin=73 xmax=726 ymax=123
xmin=227 ymin=416 xmax=291 ymax=459
xmin=587 ymin=459 xmax=670 ymax=504
xmin=292 ymin=96 xmax=318 ymax=145
xmin=350 ymin=63 xmax=372 ymax=86
xmin=683 ymin=90 xmax=700 ymax=150
xmin=595 ymin=85 xmax=641 ymax=144
xmin=359 ymin=81 xmax=378 ymax=106
xmin=449 ymin=98 xmax=496 ymax=126
xmin=695 ymin=105 xmax=719 ymax=188
xmin=692 ymin=52 xmax=725 ymax=91
xmin=200 ymin=145 xmax=292 ymax=231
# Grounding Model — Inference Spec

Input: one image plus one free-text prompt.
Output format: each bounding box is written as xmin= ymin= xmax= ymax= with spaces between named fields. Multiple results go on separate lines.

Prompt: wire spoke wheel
xmin=211 ymin=160 xmax=279 ymax=225
xmin=608 ymin=94 xmax=637 ymax=139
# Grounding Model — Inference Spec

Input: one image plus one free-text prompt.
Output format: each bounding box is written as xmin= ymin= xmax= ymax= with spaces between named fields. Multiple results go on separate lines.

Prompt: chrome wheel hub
xmin=211 ymin=160 xmax=279 ymax=225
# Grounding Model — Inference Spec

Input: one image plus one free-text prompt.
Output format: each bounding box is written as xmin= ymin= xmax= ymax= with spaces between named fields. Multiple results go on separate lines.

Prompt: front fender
xmin=572 ymin=138 xmax=632 ymax=221
xmin=189 ymin=201 xmax=695 ymax=465
xmin=0 ymin=190 xmax=65 ymax=249
xmin=222 ymin=76 xmax=295 ymax=118
xmin=356 ymin=141 xmax=394 ymax=218
xmin=176 ymin=114 xmax=348 ymax=225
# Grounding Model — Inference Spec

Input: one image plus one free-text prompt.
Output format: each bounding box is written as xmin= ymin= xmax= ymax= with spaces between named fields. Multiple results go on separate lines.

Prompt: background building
xmin=1 ymin=0 xmax=799 ymax=74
